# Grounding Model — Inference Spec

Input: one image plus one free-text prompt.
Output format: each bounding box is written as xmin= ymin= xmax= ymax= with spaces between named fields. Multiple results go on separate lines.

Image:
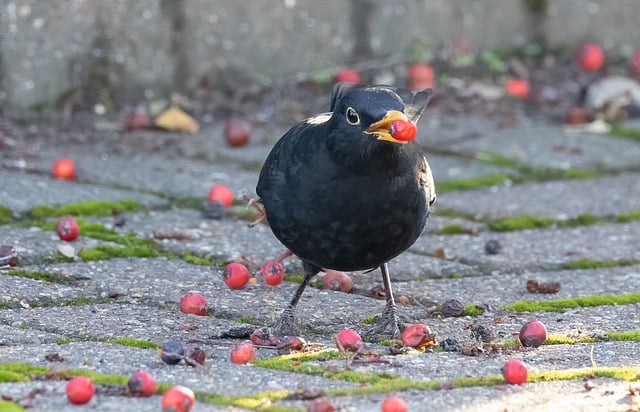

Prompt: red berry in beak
xmin=390 ymin=120 xmax=417 ymax=142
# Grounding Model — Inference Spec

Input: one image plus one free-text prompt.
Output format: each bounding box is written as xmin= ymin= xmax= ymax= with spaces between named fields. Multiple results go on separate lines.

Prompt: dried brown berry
xmin=441 ymin=299 xmax=465 ymax=317
xmin=526 ymin=279 xmax=539 ymax=293
xmin=537 ymin=281 xmax=561 ymax=294
xmin=484 ymin=239 xmax=502 ymax=255
xmin=0 ymin=245 xmax=19 ymax=267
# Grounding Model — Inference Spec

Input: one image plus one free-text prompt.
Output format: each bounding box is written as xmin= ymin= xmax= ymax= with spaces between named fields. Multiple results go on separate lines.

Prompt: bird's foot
xmin=363 ymin=301 xmax=405 ymax=342
xmin=242 ymin=193 xmax=266 ymax=227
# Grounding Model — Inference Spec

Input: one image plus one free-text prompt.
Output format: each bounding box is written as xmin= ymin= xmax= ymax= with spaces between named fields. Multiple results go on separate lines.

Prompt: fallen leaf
xmin=154 ymin=106 xmax=199 ymax=134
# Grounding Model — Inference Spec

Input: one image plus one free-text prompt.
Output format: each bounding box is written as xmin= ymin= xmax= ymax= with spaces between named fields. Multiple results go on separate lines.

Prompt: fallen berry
xmin=505 ymin=78 xmax=529 ymax=98
xmin=180 ymin=292 xmax=208 ymax=316
xmin=322 ymin=270 xmax=352 ymax=293
xmin=335 ymin=69 xmax=361 ymax=84
xmin=307 ymin=397 xmax=336 ymax=412
xmin=276 ymin=336 xmax=307 ymax=352
xmin=406 ymin=62 xmax=435 ymax=90
xmin=202 ymin=201 xmax=225 ymax=219
xmin=261 ymin=260 xmax=285 ymax=286
xmin=335 ymin=328 xmax=363 ymax=356
xmin=223 ymin=262 xmax=250 ymax=289
xmin=565 ymin=107 xmax=589 ymax=125
xmin=441 ymin=299 xmax=465 ymax=317
xmin=223 ymin=119 xmax=252 ymax=148
xmin=207 ymin=184 xmax=234 ymax=207
xmin=518 ymin=319 xmax=547 ymax=348
xmin=127 ymin=370 xmax=157 ymax=397
xmin=484 ymin=239 xmax=502 ymax=255
xmin=183 ymin=344 xmax=207 ymax=366
xmin=52 ymin=158 xmax=76 ymax=180
xmin=381 ymin=395 xmax=408 ymax=412
xmin=230 ymin=341 xmax=256 ymax=364
xmin=66 ymin=376 xmax=95 ymax=405
xmin=56 ymin=217 xmax=80 ymax=242
xmin=390 ymin=120 xmax=417 ymax=142
xmin=249 ymin=328 xmax=279 ymax=347
xmin=502 ymin=358 xmax=528 ymax=384
xmin=161 ymin=385 xmax=195 ymax=412
xmin=159 ymin=340 xmax=184 ymax=365
xmin=401 ymin=323 xmax=436 ymax=350
xmin=579 ymin=43 xmax=604 ymax=71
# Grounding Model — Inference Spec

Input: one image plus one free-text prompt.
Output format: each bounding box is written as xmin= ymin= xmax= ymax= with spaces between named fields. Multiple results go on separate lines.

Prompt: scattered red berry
xmin=207 ymin=184 xmax=234 ymax=207
xmin=579 ymin=43 xmax=604 ymax=71
xmin=161 ymin=385 xmax=195 ymax=412
xmin=381 ymin=396 xmax=408 ymax=412
xmin=223 ymin=119 xmax=252 ymax=148
xmin=276 ymin=336 xmax=307 ymax=352
xmin=505 ymin=78 xmax=530 ymax=98
xmin=519 ymin=319 xmax=547 ymax=348
xmin=261 ymin=260 xmax=285 ymax=286
xmin=401 ymin=323 xmax=436 ymax=350
xmin=159 ymin=340 xmax=184 ymax=365
xmin=322 ymin=270 xmax=353 ymax=293
xmin=52 ymin=158 xmax=76 ymax=180
xmin=406 ymin=62 xmax=435 ymax=90
xmin=631 ymin=49 xmax=640 ymax=74
xmin=127 ymin=370 xmax=157 ymax=397
xmin=502 ymin=358 xmax=528 ymax=385
xmin=335 ymin=328 xmax=363 ymax=355
xmin=180 ymin=292 xmax=208 ymax=316
xmin=230 ymin=341 xmax=256 ymax=364
xmin=250 ymin=328 xmax=279 ymax=346
xmin=66 ymin=376 xmax=95 ymax=405
xmin=56 ymin=217 xmax=80 ymax=242
xmin=335 ymin=69 xmax=361 ymax=84
xmin=307 ymin=397 xmax=336 ymax=412
xmin=223 ymin=262 xmax=250 ymax=289
xmin=390 ymin=120 xmax=417 ymax=142
xmin=123 ymin=106 xmax=151 ymax=131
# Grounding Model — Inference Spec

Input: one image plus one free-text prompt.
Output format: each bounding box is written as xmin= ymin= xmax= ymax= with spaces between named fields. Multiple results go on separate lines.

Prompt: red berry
xmin=381 ymin=396 xmax=408 ymax=412
xmin=390 ymin=120 xmax=417 ymax=142
xmin=180 ymin=292 xmax=208 ymax=316
xmin=161 ymin=385 xmax=195 ymax=412
xmin=223 ymin=119 xmax=252 ymax=148
xmin=127 ymin=370 xmax=157 ymax=397
xmin=335 ymin=69 xmax=361 ymax=84
xmin=502 ymin=358 xmax=528 ymax=385
xmin=230 ymin=341 xmax=256 ymax=364
xmin=207 ymin=184 xmax=234 ymax=207
xmin=519 ymin=319 xmax=547 ymax=348
xmin=322 ymin=270 xmax=352 ymax=293
xmin=261 ymin=260 xmax=285 ymax=286
xmin=56 ymin=217 xmax=80 ymax=242
xmin=505 ymin=78 xmax=530 ymax=98
xmin=52 ymin=158 xmax=75 ymax=180
xmin=401 ymin=323 xmax=435 ymax=350
xmin=406 ymin=62 xmax=435 ymax=90
xmin=249 ymin=328 xmax=280 ymax=346
xmin=335 ymin=329 xmax=363 ymax=354
xmin=223 ymin=262 xmax=250 ymax=289
xmin=579 ymin=43 xmax=604 ymax=71
xmin=66 ymin=376 xmax=95 ymax=405
xmin=307 ymin=397 xmax=336 ymax=412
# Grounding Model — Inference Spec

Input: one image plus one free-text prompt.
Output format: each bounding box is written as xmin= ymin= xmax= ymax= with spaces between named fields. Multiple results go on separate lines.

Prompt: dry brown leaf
xmin=154 ymin=106 xmax=199 ymax=134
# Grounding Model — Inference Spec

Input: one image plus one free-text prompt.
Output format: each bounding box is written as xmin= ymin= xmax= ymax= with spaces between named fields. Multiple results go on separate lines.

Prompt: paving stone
xmin=439 ymin=171 xmax=640 ymax=220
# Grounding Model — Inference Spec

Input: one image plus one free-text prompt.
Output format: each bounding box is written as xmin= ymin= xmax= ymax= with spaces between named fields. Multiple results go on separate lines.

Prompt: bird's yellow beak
xmin=365 ymin=110 xmax=410 ymax=144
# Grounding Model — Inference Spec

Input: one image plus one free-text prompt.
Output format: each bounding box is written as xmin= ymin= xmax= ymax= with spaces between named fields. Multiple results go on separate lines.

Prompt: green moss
xmin=617 ymin=209 xmax=640 ymax=223
xmin=236 ymin=317 xmax=261 ymax=325
xmin=0 ymin=205 xmax=13 ymax=224
xmin=606 ymin=330 xmax=640 ymax=341
xmin=27 ymin=199 xmax=141 ymax=218
xmin=473 ymin=152 xmax=521 ymax=168
xmin=0 ymin=370 xmax=31 ymax=383
xmin=561 ymin=258 xmax=639 ymax=270
xmin=57 ymin=337 xmax=72 ymax=345
xmin=502 ymin=293 xmax=640 ymax=313
xmin=109 ymin=337 xmax=159 ymax=349
xmin=181 ymin=253 xmax=214 ymax=266
xmin=487 ymin=215 xmax=556 ymax=231
xmin=173 ymin=196 xmax=203 ymax=209
xmin=432 ymin=209 xmax=478 ymax=221
xmin=437 ymin=224 xmax=467 ymax=235
xmin=448 ymin=273 xmax=463 ymax=279
xmin=78 ymin=245 xmax=160 ymax=261
xmin=437 ymin=173 xmax=511 ymax=192
xmin=4 ymin=268 xmax=76 ymax=284
xmin=0 ymin=400 xmax=27 ymax=412
xmin=284 ymin=273 xmax=304 ymax=283
xmin=610 ymin=123 xmax=640 ymax=141
xmin=463 ymin=305 xmax=484 ymax=316
xmin=362 ymin=316 xmax=376 ymax=325
xmin=0 ymin=302 xmax=9 ymax=309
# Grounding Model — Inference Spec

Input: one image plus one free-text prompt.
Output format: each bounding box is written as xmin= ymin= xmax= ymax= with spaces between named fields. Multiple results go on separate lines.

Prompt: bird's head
xmin=324 ymin=84 xmax=432 ymax=162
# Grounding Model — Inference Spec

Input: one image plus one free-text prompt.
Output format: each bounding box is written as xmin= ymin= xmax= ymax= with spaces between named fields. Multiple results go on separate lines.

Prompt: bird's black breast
xmin=257 ymin=118 xmax=432 ymax=272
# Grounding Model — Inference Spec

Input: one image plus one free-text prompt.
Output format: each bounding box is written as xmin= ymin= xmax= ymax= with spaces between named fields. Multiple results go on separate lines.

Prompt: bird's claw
xmin=363 ymin=301 xmax=404 ymax=342
xmin=269 ymin=305 xmax=301 ymax=338
xmin=242 ymin=192 xmax=267 ymax=227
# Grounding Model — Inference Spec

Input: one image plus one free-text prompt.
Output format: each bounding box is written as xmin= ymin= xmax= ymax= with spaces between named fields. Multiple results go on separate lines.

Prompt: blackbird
xmin=256 ymin=84 xmax=435 ymax=339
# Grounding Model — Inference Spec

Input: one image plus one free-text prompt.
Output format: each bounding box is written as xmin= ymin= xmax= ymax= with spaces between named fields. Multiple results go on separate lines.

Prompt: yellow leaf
xmin=154 ymin=106 xmax=199 ymax=134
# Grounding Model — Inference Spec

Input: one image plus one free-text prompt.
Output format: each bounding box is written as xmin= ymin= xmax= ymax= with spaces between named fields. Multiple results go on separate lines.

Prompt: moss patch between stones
xmin=501 ymin=293 xmax=640 ymax=313
xmin=561 ymin=258 xmax=640 ymax=270
xmin=610 ymin=123 xmax=640 ymax=141
xmin=27 ymin=199 xmax=141 ymax=218
xmin=3 ymin=268 xmax=77 ymax=284
xmin=0 ymin=204 xmax=14 ymax=224
xmin=487 ymin=210 xmax=640 ymax=232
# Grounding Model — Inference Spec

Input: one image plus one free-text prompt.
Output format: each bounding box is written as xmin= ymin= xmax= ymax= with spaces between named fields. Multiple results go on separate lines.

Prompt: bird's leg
xmin=269 ymin=261 xmax=320 ymax=337
xmin=364 ymin=262 xmax=402 ymax=340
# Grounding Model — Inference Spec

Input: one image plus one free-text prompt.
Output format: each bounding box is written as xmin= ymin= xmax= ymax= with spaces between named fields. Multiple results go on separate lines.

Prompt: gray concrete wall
xmin=1 ymin=0 xmax=639 ymax=110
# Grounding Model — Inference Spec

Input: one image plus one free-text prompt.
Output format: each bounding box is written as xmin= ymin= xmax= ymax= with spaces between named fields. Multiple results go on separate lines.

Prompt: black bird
xmin=256 ymin=84 xmax=435 ymax=339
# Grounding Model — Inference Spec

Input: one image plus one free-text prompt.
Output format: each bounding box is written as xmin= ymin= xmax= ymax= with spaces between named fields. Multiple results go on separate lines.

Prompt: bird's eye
xmin=345 ymin=107 xmax=360 ymax=125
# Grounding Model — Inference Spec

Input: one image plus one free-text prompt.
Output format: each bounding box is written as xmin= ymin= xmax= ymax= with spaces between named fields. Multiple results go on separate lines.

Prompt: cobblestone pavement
xmin=0 ymin=111 xmax=639 ymax=411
